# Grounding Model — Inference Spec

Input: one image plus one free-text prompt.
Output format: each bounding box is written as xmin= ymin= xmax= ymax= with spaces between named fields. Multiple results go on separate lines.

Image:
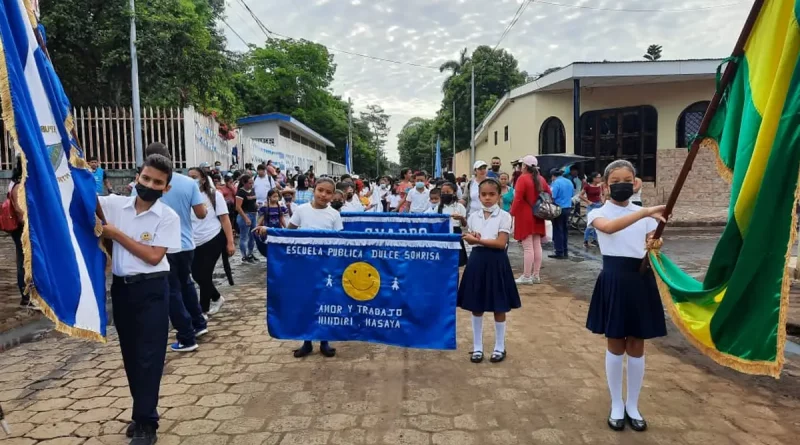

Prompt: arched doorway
xmin=539 ymin=117 xmax=566 ymax=155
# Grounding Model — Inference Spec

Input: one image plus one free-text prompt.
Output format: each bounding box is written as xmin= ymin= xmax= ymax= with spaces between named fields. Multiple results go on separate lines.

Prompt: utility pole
xmin=130 ymin=0 xmax=143 ymax=166
xmin=452 ymin=100 xmax=456 ymax=172
xmin=470 ymin=65 xmax=475 ymax=170
xmin=347 ymin=98 xmax=353 ymax=172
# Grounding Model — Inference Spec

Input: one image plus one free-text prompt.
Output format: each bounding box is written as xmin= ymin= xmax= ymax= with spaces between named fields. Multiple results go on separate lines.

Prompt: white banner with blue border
xmin=341 ymin=212 xmax=450 ymax=234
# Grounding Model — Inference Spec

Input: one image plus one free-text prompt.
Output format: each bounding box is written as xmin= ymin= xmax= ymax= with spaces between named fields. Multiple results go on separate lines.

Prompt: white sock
xmin=605 ymin=351 xmax=625 ymax=420
xmin=626 ymin=355 xmax=645 ymax=420
xmin=471 ymin=315 xmax=483 ymax=353
xmin=494 ymin=321 xmax=506 ymax=352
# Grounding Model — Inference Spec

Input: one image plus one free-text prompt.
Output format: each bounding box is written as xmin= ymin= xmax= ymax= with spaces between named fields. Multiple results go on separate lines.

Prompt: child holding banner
xmin=585 ymin=160 xmax=666 ymax=432
xmin=457 ymin=179 xmax=520 ymax=364
xmin=257 ymin=178 xmax=344 ymax=358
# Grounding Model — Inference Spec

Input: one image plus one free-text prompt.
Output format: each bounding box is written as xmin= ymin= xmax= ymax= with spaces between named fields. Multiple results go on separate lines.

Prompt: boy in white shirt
xmin=400 ymin=171 xmax=431 ymax=213
xmin=99 ymin=154 xmax=180 ymax=445
xmin=338 ymin=181 xmax=364 ymax=212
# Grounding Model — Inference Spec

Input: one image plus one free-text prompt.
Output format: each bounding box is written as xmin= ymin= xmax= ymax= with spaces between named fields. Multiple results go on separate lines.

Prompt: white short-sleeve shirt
xmin=343 ymin=197 xmax=365 ymax=212
xmin=425 ymin=202 xmax=467 ymax=229
xmin=289 ymin=203 xmax=344 ymax=231
xmin=192 ymin=190 xmax=228 ymax=247
xmin=99 ymin=195 xmax=181 ymax=276
xmin=406 ymin=188 xmax=430 ymax=213
xmin=587 ymin=202 xmax=658 ymax=259
xmin=466 ymin=207 xmax=512 ymax=241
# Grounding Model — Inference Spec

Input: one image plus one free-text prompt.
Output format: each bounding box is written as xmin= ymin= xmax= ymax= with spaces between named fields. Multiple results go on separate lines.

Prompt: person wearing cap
xmin=548 ymin=168 xmax=575 ymax=260
xmin=280 ymin=187 xmax=299 ymax=217
xmin=465 ymin=160 xmax=490 ymax=217
xmin=199 ymin=162 xmax=211 ymax=175
xmin=510 ymin=155 xmax=551 ymax=284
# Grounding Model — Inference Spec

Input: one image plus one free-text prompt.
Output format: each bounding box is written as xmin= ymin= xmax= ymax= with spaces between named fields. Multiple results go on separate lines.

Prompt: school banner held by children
xmin=0 ymin=0 xmax=106 ymax=340
xmin=648 ymin=0 xmax=800 ymax=378
xmin=266 ymin=229 xmax=460 ymax=349
xmin=340 ymin=212 xmax=450 ymax=234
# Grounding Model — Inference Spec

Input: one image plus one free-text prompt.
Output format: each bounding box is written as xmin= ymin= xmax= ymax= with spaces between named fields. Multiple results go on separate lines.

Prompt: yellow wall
xmin=473 ymin=79 xmax=715 ymax=165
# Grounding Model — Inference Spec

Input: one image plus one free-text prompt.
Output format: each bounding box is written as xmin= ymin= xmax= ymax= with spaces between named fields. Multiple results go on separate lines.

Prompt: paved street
xmin=1 ymin=229 xmax=800 ymax=445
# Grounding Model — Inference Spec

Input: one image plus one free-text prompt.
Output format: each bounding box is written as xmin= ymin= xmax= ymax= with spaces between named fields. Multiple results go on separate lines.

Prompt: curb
xmin=0 ymin=318 xmax=54 ymax=353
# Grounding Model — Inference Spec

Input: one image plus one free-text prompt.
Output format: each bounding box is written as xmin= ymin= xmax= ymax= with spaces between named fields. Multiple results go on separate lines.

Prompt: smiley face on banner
xmin=342 ymin=262 xmax=381 ymax=301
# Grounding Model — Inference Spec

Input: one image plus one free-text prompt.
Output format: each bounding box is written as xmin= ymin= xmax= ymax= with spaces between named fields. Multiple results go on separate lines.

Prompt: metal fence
xmin=0 ymin=107 xmax=186 ymax=170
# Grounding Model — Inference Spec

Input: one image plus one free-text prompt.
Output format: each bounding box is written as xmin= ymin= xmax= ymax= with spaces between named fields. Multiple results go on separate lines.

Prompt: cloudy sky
xmin=223 ymin=0 xmax=753 ymax=162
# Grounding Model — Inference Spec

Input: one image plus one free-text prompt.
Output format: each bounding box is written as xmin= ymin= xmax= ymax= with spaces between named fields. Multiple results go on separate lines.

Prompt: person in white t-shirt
xmin=188 ymin=168 xmax=235 ymax=316
xmin=280 ymin=188 xmax=300 ymax=219
xmin=400 ymin=171 xmax=430 ymax=213
xmin=338 ymin=181 xmax=364 ymax=212
xmin=253 ymin=164 xmax=276 ymax=206
xmin=584 ymin=160 xmax=666 ymax=433
xmin=256 ymin=178 xmax=343 ymax=359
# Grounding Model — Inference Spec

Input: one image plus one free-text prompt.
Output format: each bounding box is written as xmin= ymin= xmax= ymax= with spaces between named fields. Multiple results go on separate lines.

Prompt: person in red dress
xmin=510 ymin=155 xmax=551 ymax=284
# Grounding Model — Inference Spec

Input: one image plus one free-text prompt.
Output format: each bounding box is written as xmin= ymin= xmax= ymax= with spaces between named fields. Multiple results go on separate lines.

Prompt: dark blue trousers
xmin=553 ymin=207 xmax=571 ymax=256
xmin=167 ymin=251 xmax=207 ymax=346
xmin=112 ymin=276 xmax=169 ymax=428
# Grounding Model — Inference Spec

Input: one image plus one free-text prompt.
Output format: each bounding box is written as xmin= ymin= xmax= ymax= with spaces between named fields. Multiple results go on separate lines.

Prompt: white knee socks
xmin=471 ymin=315 xmax=483 ymax=353
xmin=605 ymin=350 xmax=625 ymax=419
xmin=494 ymin=322 xmax=506 ymax=352
xmin=626 ymin=355 xmax=645 ymax=420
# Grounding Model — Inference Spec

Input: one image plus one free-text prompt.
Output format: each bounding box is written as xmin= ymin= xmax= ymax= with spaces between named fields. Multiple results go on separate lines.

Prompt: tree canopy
xmin=38 ymin=0 xmax=389 ymax=173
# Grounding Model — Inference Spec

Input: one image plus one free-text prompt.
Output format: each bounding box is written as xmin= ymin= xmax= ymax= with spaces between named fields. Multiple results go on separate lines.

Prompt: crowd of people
xmin=3 ymin=143 xmax=665 ymax=444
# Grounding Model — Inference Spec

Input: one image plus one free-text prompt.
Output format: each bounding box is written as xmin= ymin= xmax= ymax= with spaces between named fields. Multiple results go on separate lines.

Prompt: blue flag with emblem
xmin=435 ymin=134 xmax=442 ymax=178
xmin=0 ymin=0 xmax=106 ymax=341
xmin=345 ymin=142 xmax=352 ymax=174
xmin=266 ymin=229 xmax=460 ymax=349
xmin=341 ymin=212 xmax=450 ymax=234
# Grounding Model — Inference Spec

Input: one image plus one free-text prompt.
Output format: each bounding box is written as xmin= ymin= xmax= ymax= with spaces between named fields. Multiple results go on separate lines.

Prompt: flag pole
xmin=650 ymin=0 xmax=765 ymax=242
xmin=130 ymin=0 xmax=144 ymax=167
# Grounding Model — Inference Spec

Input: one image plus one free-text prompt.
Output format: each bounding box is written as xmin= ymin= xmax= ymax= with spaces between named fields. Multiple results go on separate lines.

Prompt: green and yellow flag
xmin=649 ymin=0 xmax=800 ymax=378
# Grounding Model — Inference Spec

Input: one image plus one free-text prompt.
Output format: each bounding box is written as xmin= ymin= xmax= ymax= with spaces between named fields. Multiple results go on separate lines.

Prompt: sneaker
xmin=248 ymin=254 xmax=260 ymax=263
xmin=170 ymin=342 xmax=198 ymax=352
xmin=515 ymin=276 xmax=533 ymax=285
xmin=531 ymin=276 xmax=542 ymax=284
xmin=208 ymin=296 xmax=225 ymax=315
xmin=202 ymin=313 xmax=209 ymax=321
xmin=195 ymin=328 xmax=209 ymax=338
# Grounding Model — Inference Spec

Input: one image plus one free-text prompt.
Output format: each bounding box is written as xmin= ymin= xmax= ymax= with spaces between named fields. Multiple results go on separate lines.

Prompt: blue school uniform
xmin=585 ymin=202 xmax=667 ymax=339
xmin=457 ymin=207 xmax=521 ymax=313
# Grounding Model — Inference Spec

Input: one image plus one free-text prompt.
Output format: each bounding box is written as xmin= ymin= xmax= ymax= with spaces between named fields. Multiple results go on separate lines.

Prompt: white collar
xmin=124 ymin=196 xmax=163 ymax=217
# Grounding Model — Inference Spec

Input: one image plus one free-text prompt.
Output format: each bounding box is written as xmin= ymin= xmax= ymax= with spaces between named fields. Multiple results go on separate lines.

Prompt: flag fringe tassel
xmin=0 ymin=33 xmax=104 ymax=343
xmin=649 ymin=173 xmax=795 ymax=378
xmin=701 ymin=137 xmax=734 ymax=185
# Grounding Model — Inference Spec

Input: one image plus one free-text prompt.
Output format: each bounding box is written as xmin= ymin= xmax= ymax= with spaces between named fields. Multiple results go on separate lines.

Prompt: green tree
xmin=358 ymin=105 xmax=391 ymax=177
xmin=644 ymin=44 xmax=663 ymax=61
xmin=397 ymin=117 xmax=437 ymax=171
xmin=40 ymin=0 xmax=241 ymax=120
xmin=439 ymin=47 xmax=471 ymax=92
xmin=438 ymin=46 xmax=527 ymax=153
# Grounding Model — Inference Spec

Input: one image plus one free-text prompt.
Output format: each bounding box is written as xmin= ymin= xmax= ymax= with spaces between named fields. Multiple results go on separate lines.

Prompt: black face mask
xmin=135 ymin=183 xmax=163 ymax=202
xmin=441 ymin=193 xmax=455 ymax=205
xmin=609 ymin=182 xmax=634 ymax=203
xmin=331 ymin=201 xmax=344 ymax=210
xmin=346 ymin=193 xmax=354 ymax=200
xmin=491 ymin=165 xmax=500 ymax=172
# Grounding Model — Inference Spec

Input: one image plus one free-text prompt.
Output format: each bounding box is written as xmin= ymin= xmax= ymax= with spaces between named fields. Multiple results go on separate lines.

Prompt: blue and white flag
xmin=341 ymin=212 xmax=450 ymax=234
xmin=434 ymin=134 xmax=442 ymax=178
xmin=266 ymin=229 xmax=460 ymax=349
xmin=345 ymin=142 xmax=352 ymax=174
xmin=0 ymin=0 xmax=106 ymax=340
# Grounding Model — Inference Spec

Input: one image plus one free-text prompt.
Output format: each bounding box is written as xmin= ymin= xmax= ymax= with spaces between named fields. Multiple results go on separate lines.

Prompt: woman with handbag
xmin=510 ymin=155 xmax=551 ymax=285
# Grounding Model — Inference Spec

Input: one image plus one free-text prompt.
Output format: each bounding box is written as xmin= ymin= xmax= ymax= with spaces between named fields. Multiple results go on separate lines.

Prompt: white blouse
xmin=587 ymin=202 xmax=658 ymax=259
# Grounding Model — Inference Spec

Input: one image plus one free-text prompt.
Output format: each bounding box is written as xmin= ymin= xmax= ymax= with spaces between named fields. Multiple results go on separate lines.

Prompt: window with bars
xmin=676 ymin=101 xmax=710 ymax=148
xmin=279 ymin=127 xmax=290 ymax=138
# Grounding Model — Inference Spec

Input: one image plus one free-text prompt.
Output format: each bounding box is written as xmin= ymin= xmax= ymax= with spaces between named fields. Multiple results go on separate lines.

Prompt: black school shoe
xmin=129 ymin=423 xmax=157 ymax=445
xmin=607 ymin=414 xmax=625 ymax=431
xmin=320 ymin=341 xmax=336 ymax=357
xmin=626 ymin=410 xmax=647 ymax=432
xmin=126 ymin=421 xmax=135 ymax=438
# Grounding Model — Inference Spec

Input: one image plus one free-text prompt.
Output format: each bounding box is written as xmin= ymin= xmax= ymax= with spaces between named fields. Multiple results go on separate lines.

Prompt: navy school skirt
xmin=457 ymin=247 xmax=521 ymax=313
xmin=586 ymin=256 xmax=667 ymax=339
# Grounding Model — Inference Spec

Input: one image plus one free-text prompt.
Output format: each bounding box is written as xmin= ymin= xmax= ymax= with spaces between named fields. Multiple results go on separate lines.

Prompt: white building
xmin=237 ymin=113 xmax=341 ymax=175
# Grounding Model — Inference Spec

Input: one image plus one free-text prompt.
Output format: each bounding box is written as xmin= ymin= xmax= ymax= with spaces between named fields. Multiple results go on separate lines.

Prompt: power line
xmin=536 ymin=0 xmax=742 ymax=13
xmin=494 ymin=0 xmax=534 ymax=51
xmin=234 ymin=0 xmax=440 ymax=70
xmin=221 ymin=18 xmax=249 ymax=47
